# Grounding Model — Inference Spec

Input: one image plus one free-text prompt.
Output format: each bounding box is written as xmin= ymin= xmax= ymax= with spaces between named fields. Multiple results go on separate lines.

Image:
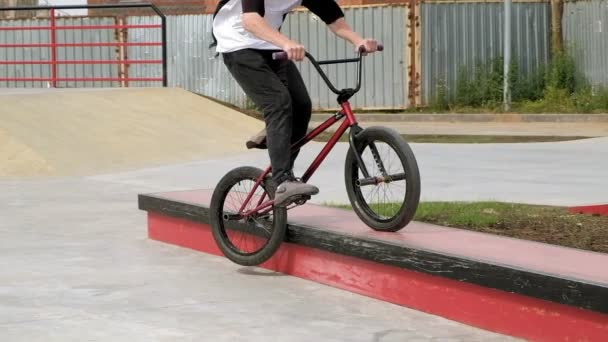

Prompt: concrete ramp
xmin=0 ymin=87 xmax=264 ymax=178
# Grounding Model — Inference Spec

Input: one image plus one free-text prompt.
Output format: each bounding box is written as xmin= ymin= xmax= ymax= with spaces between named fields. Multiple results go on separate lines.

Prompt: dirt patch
xmin=334 ymin=202 xmax=608 ymax=253
xmin=415 ymin=202 xmax=608 ymax=253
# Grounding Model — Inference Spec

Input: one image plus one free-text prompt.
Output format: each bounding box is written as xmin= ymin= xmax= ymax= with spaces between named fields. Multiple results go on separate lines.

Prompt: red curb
xmin=568 ymin=204 xmax=608 ymax=217
xmin=147 ymin=212 xmax=608 ymax=342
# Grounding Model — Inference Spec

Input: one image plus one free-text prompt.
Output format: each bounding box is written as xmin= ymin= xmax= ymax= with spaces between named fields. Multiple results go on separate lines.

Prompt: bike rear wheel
xmin=344 ymin=126 xmax=421 ymax=232
xmin=209 ymin=166 xmax=287 ymax=266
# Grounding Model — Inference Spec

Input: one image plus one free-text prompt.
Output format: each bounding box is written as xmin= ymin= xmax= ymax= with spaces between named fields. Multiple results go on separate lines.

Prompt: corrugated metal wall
xmin=127 ymin=6 xmax=408 ymax=110
xmin=5 ymin=3 xmax=606 ymax=109
xmin=421 ymin=1 xmax=550 ymax=104
xmin=0 ymin=17 xmax=118 ymax=88
xmin=563 ymin=0 xmax=608 ymax=88
xmin=127 ymin=15 xmax=249 ymax=107
xmin=284 ymin=6 xmax=408 ymax=109
xmin=0 ymin=18 xmax=50 ymax=88
xmin=57 ymin=17 xmax=118 ymax=88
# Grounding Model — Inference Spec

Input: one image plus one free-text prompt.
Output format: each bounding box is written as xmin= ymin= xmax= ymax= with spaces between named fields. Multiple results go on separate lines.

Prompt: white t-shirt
xmin=211 ymin=0 xmax=344 ymax=53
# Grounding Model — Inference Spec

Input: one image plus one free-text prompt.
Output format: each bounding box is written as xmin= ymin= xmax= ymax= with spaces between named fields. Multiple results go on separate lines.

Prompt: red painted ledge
xmin=147 ymin=212 xmax=608 ymax=342
xmin=569 ymin=204 xmax=608 ymax=217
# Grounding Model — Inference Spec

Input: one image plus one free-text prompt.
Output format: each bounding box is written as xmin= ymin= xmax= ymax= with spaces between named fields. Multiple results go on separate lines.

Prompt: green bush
xmin=517 ymin=48 xmax=608 ymax=113
xmin=454 ymin=58 xmax=504 ymax=107
xmin=439 ymin=47 xmax=608 ymax=113
xmin=545 ymin=50 xmax=577 ymax=94
xmin=510 ymin=61 xmax=545 ymax=102
xmin=452 ymin=57 xmax=545 ymax=108
xmin=429 ymin=77 xmax=450 ymax=111
xmin=571 ymin=85 xmax=608 ymax=113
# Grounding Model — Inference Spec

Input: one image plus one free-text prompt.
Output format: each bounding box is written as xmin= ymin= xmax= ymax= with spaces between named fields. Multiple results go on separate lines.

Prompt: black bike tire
xmin=344 ymin=126 xmax=421 ymax=232
xmin=209 ymin=166 xmax=287 ymax=266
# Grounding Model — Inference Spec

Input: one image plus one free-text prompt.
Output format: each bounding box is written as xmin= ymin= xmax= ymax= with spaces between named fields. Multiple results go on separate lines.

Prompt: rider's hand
xmin=356 ymin=38 xmax=379 ymax=55
xmin=282 ymin=40 xmax=306 ymax=61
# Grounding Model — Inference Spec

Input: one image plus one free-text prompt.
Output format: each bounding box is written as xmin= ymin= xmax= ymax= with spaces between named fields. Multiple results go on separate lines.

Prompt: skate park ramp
xmin=0 ymin=87 xmax=263 ymax=178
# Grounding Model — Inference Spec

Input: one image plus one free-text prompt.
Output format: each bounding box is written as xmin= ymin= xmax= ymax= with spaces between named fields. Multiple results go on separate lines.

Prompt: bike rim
xmin=218 ymin=177 xmax=276 ymax=256
xmin=353 ymin=139 xmax=408 ymax=222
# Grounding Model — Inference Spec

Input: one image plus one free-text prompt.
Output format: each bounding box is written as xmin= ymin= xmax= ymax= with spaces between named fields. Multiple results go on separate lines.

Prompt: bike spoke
xmin=221 ymin=178 xmax=275 ymax=255
xmin=355 ymin=139 xmax=407 ymax=221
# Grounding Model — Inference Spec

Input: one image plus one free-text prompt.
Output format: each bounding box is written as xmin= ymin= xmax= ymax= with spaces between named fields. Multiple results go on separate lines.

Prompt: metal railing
xmin=0 ymin=3 xmax=167 ymax=87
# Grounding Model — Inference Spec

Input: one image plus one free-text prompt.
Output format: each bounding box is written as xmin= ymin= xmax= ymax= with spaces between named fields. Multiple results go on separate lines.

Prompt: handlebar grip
xmin=272 ymin=51 xmax=288 ymax=60
xmin=358 ymin=44 xmax=384 ymax=53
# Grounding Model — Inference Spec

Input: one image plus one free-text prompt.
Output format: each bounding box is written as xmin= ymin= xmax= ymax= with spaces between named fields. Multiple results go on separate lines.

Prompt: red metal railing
xmin=0 ymin=4 xmax=167 ymax=87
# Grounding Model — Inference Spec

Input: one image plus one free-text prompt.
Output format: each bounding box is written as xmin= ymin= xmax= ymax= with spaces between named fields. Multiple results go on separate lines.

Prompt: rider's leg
xmin=222 ymin=49 xmax=317 ymax=205
xmin=243 ymin=61 xmax=312 ymax=162
xmin=283 ymin=61 xmax=312 ymax=171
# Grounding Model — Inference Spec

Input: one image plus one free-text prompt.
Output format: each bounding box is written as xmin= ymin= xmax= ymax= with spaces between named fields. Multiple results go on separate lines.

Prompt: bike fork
xmin=349 ymin=124 xmax=370 ymax=178
xmin=349 ymin=124 xmax=389 ymax=179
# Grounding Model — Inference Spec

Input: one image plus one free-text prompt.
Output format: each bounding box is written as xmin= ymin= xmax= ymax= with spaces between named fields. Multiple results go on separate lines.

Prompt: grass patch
xmin=426 ymin=48 xmax=608 ymax=114
xmin=516 ymin=85 xmax=608 ymax=114
xmin=311 ymin=132 xmax=589 ymax=144
xmin=329 ymin=201 xmax=608 ymax=253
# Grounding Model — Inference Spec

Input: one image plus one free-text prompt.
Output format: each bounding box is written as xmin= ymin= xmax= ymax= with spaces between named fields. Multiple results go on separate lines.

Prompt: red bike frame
xmin=238 ymin=102 xmax=357 ymax=217
xmin=233 ymin=46 xmax=385 ymax=219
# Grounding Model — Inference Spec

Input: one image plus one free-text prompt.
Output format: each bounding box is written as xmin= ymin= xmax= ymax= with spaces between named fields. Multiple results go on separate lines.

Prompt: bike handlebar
xmin=271 ymin=43 xmax=384 ymax=97
xmin=271 ymin=44 xmax=384 ymax=61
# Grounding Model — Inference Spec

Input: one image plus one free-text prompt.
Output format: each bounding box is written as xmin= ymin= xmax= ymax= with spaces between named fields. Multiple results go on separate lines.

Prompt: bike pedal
xmin=294 ymin=195 xmax=311 ymax=205
xmin=284 ymin=194 xmax=311 ymax=207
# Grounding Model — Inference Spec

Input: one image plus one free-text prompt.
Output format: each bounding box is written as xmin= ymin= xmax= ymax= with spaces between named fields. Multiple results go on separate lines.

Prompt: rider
xmin=211 ymin=0 xmax=379 ymax=206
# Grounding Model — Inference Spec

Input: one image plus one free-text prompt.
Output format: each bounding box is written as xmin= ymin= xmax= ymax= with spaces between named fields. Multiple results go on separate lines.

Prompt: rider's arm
xmin=241 ymin=0 xmax=305 ymax=60
xmin=302 ymin=0 xmax=378 ymax=52
xmin=328 ymin=18 xmax=365 ymax=48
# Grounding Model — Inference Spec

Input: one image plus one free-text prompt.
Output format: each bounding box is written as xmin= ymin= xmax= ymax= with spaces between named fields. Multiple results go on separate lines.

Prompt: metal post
xmin=49 ymin=8 xmax=58 ymax=88
xmin=161 ymin=14 xmax=168 ymax=87
xmin=503 ymin=0 xmax=512 ymax=111
xmin=150 ymin=4 xmax=168 ymax=87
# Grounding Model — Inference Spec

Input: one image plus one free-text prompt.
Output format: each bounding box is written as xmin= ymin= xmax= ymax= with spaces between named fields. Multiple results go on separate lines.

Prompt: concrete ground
xmin=3 ymin=88 xmax=605 ymax=341
xmin=92 ymin=137 xmax=608 ymax=207
xmin=0 ymin=172 xmax=518 ymax=342
xmin=3 ymin=137 xmax=605 ymax=340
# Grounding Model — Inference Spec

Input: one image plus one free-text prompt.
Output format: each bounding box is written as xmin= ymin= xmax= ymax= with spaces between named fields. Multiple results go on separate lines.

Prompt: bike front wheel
xmin=344 ymin=126 xmax=421 ymax=232
xmin=209 ymin=166 xmax=287 ymax=266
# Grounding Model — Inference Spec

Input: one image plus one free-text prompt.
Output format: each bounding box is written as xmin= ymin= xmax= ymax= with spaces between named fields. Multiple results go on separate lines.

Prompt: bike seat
xmin=246 ymin=128 xmax=267 ymax=150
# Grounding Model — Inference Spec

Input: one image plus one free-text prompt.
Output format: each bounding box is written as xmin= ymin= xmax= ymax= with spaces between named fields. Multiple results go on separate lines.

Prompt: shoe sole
xmin=274 ymin=190 xmax=318 ymax=207
xmin=275 ymin=194 xmax=311 ymax=207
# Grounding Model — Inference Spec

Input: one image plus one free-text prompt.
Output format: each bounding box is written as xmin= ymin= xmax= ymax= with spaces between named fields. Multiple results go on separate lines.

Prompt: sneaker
xmin=274 ymin=179 xmax=319 ymax=206
xmin=246 ymin=128 xmax=267 ymax=150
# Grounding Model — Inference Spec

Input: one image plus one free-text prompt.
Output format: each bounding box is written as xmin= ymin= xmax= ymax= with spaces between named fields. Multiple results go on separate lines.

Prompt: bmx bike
xmin=210 ymin=45 xmax=421 ymax=266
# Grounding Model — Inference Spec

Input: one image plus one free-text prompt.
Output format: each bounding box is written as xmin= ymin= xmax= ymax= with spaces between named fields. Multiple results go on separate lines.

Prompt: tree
xmin=550 ymin=0 xmax=564 ymax=52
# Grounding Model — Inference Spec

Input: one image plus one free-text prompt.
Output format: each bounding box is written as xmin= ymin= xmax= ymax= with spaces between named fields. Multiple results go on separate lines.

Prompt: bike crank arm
xmin=223 ymin=212 xmax=274 ymax=222
xmin=356 ymin=173 xmax=406 ymax=186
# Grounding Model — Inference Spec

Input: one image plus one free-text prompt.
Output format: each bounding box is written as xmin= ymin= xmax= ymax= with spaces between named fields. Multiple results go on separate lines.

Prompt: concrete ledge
xmin=312 ymin=113 xmax=608 ymax=123
xmin=138 ymin=189 xmax=608 ymax=341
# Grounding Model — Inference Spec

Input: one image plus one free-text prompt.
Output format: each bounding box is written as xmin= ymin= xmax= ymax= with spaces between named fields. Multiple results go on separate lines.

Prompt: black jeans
xmin=222 ymin=49 xmax=312 ymax=185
